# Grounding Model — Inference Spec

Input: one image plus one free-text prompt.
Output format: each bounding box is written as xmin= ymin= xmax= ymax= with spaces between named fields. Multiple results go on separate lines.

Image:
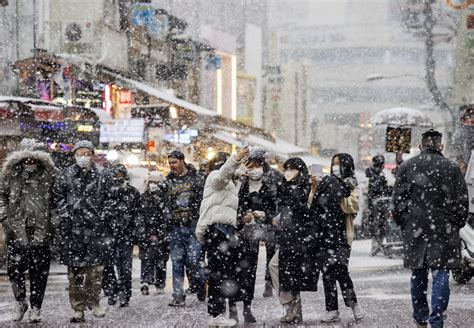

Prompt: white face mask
xmin=23 ymin=164 xmax=37 ymax=172
xmin=332 ymin=165 xmax=341 ymax=178
xmin=247 ymin=167 xmax=264 ymax=181
xmin=284 ymin=169 xmax=299 ymax=182
xmin=75 ymin=155 xmax=92 ymax=169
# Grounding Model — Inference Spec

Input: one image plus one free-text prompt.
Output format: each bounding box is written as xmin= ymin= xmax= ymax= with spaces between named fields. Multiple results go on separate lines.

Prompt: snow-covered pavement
xmin=0 ymin=240 xmax=472 ymax=327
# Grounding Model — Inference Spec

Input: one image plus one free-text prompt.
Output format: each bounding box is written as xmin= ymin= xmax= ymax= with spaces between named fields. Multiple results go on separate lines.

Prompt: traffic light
xmin=146 ymin=140 xmax=155 ymax=152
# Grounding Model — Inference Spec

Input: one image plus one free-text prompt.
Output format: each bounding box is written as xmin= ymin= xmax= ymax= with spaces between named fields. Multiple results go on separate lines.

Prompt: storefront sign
xmin=100 ymin=119 xmax=144 ymax=143
xmin=34 ymin=110 xmax=65 ymax=122
xmin=130 ymin=3 xmax=168 ymax=40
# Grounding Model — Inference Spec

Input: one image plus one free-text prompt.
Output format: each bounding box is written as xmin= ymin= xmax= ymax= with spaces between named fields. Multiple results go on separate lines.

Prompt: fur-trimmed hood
xmin=2 ymin=150 xmax=59 ymax=176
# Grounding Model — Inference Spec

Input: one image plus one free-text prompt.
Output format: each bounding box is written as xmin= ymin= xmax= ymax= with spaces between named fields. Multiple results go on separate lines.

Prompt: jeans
xmin=411 ymin=268 xmax=450 ymax=328
xmin=169 ymin=226 xmax=205 ymax=300
xmin=102 ymin=239 xmax=133 ymax=301
xmin=7 ymin=243 xmax=51 ymax=309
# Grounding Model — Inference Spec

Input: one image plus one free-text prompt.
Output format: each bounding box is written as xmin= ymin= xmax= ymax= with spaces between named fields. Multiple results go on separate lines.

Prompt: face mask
xmin=75 ymin=155 xmax=92 ymax=169
xmin=284 ymin=169 xmax=299 ymax=182
xmin=247 ymin=167 xmax=264 ymax=181
xmin=23 ymin=164 xmax=37 ymax=172
xmin=332 ymin=165 xmax=341 ymax=178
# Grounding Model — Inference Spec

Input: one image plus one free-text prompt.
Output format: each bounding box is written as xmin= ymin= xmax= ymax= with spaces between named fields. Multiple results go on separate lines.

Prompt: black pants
xmin=7 ymin=242 xmax=51 ymax=309
xmin=205 ymin=224 xmax=240 ymax=317
xmin=238 ymin=238 xmax=259 ymax=304
xmin=322 ymin=261 xmax=357 ymax=311
xmin=102 ymin=240 xmax=133 ymax=301
xmin=140 ymin=242 xmax=169 ymax=288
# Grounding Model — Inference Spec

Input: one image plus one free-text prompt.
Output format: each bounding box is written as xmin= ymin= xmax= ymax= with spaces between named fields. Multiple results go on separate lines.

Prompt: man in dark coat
xmin=102 ymin=164 xmax=143 ymax=307
xmin=163 ymin=150 xmax=206 ymax=306
xmin=53 ymin=140 xmax=114 ymax=323
xmin=0 ymin=139 xmax=59 ymax=323
xmin=392 ymin=129 xmax=469 ymax=328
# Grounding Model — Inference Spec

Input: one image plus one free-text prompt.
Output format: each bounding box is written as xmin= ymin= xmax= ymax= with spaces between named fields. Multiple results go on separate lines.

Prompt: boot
xmin=229 ymin=305 xmax=239 ymax=323
xmin=280 ymin=295 xmax=302 ymax=324
xmin=70 ymin=310 xmax=85 ymax=323
xmin=141 ymin=283 xmax=149 ymax=295
xmin=243 ymin=304 xmax=256 ymax=323
xmin=262 ymin=281 xmax=273 ymax=297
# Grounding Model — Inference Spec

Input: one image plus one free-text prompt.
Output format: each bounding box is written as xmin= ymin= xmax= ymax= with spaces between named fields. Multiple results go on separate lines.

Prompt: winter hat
xmin=110 ymin=163 xmax=128 ymax=178
xmin=19 ymin=138 xmax=45 ymax=151
xmin=72 ymin=140 xmax=95 ymax=154
xmin=247 ymin=147 xmax=266 ymax=165
xmin=372 ymin=155 xmax=385 ymax=168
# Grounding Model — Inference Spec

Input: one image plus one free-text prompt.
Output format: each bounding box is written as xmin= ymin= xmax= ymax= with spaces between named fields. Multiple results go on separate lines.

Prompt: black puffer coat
xmin=392 ymin=149 xmax=469 ymax=269
xmin=53 ymin=163 xmax=114 ymax=267
xmin=277 ymin=172 xmax=319 ymax=292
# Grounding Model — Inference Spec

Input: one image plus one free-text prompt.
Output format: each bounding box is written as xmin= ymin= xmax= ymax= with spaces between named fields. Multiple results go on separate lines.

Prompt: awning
xmin=112 ymin=74 xmax=218 ymax=117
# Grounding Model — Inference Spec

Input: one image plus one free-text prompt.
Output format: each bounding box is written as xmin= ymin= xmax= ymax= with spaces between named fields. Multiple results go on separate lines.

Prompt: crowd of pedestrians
xmin=0 ymin=128 xmax=469 ymax=328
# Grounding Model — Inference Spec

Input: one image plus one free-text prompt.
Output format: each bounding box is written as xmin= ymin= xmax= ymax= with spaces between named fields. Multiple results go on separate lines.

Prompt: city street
xmin=0 ymin=240 xmax=472 ymax=327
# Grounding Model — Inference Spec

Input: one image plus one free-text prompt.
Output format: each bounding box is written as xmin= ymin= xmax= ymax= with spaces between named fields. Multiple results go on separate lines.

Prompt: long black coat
xmin=277 ymin=176 xmax=319 ymax=292
xmin=311 ymin=175 xmax=352 ymax=267
xmin=53 ymin=164 xmax=114 ymax=267
xmin=138 ymin=183 xmax=170 ymax=261
xmin=392 ymin=149 xmax=468 ymax=269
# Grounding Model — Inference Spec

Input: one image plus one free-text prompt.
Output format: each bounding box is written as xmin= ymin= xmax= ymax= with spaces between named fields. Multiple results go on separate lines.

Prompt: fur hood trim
xmin=2 ymin=150 xmax=59 ymax=176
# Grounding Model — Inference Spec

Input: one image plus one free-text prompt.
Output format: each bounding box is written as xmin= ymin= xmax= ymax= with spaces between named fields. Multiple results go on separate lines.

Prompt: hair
xmin=167 ymin=150 xmax=185 ymax=161
xmin=332 ymin=153 xmax=355 ymax=179
xmin=421 ymin=129 xmax=443 ymax=149
xmin=372 ymin=155 xmax=385 ymax=169
xmin=283 ymin=157 xmax=309 ymax=177
xmin=209 ymin=152 xmax=230 ymax=171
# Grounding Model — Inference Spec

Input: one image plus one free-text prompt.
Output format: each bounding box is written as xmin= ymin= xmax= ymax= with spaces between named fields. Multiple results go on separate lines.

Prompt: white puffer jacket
xmin=195 ymin=154 xmax=242 ymax=243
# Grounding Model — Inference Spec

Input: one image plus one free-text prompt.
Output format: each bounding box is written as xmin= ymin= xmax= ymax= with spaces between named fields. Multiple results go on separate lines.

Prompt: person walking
xmin=53 ymin=140 xmax=114 ymax=322
xmin=311 ymin=153 xmax=364 ymax=323
xmin=392 ymin=129 xmax=468 ymax=328
xmin=0 ymin=139 xmax=59 ymax=323
xmin=195 ymin=147 xmax=249 ymax=328
xmin=139 ymin=171 xmax=170 ymax=296
xmin=102 ymin=164 xmax=143 ymax=307
xmin=235 ymin=148 xmax=281 ymax=323
xmin=268 ymin=157 xmax=319 ymax=325
xmin=365 ymin=155 xmax=392 ymax=255
xmin=163 ymin=150 xmax=206 ymax=306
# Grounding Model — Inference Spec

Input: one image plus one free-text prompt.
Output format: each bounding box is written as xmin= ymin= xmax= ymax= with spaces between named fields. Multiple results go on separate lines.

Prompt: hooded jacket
xmin=0 ymin=149 xmax=59 ymax=246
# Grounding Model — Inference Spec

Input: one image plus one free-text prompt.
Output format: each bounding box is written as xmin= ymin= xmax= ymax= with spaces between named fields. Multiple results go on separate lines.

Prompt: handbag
xmin=341 ymin=185 xmax=360 ymax=246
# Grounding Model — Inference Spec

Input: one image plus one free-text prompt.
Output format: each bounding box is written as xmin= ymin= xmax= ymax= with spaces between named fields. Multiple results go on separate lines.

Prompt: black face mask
xmin=114 ymin=177 xmax=126 ymax=184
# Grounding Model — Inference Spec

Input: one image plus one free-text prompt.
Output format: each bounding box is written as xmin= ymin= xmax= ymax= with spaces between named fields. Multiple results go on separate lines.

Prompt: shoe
xmin=371 ymin=240 xmax=381 ymax=256
xmin=108 ymin=296 xmax=117 ymax=306
xmin=243 ymin=309 xmax=256 ymax=323
xmin=119 ymin=301 xmax=129 ymax=308
xmin=70 ymin=310 xmax=85 ymax=323
xmin=351 ymin=303 xmax=365 ymax=321
xmin=168 ymin=298 xmax=186 ymax=307
xmin=280 ymin=296 xmax=302 ymax=324
xmin=208 ymin=314 xmax=237 ymax=328
xmin=229 ymin=306 xmax=239 ymax=323
xmin=156 ymin=287 xmax=165 ymax=295
xmin=262 ymin=281 xmax=273 ymax=297
xmin=28 ymin=307 xmax=42 ymax=323
xmin=197 ymin=284 xmax=206 ymax=301
xmin=320 ymin=310 xmax=340 ymax=323
xmin=91 ymin=304 xmax=106 ymax=318
xmin=141 ymin=283 xmax=149 ymax=295
xmin=12 ymin=301 xmax=28 ymax=322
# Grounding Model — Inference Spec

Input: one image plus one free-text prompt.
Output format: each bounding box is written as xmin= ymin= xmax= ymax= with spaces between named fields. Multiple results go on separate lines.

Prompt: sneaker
xmin=156 ymin=287 xmax=165 ymax=295
xmin=119 ymin=300 xmax=129 ymax=308
xmin=208 ymin=314 xmax=237 ymax=328
xmin=91 ymin=305 xmax=106 ymax=318
xmin=262 ymin=281 xmax=273 ymax=297
xmin=28 ymin=307 xmax=42 ymax=323
xmin=141 ymin=283 xmax=149 ymax=295
xmin=168 ymin=298 xmax=186 ymax=307
xmin=70 ymin=310 xmax=85 ymax=323
xmin=280 ymin=297 xmax=302 ymax=324
xmin=12 ymin=301 xmax=28 ymax=322
xmin=351 ymin=303 xmax=365 ymax=321
xmin=243 ymin=310 xmax=256 ymax=323
xmin=320 ymin=310 xmax=340 ymax=323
